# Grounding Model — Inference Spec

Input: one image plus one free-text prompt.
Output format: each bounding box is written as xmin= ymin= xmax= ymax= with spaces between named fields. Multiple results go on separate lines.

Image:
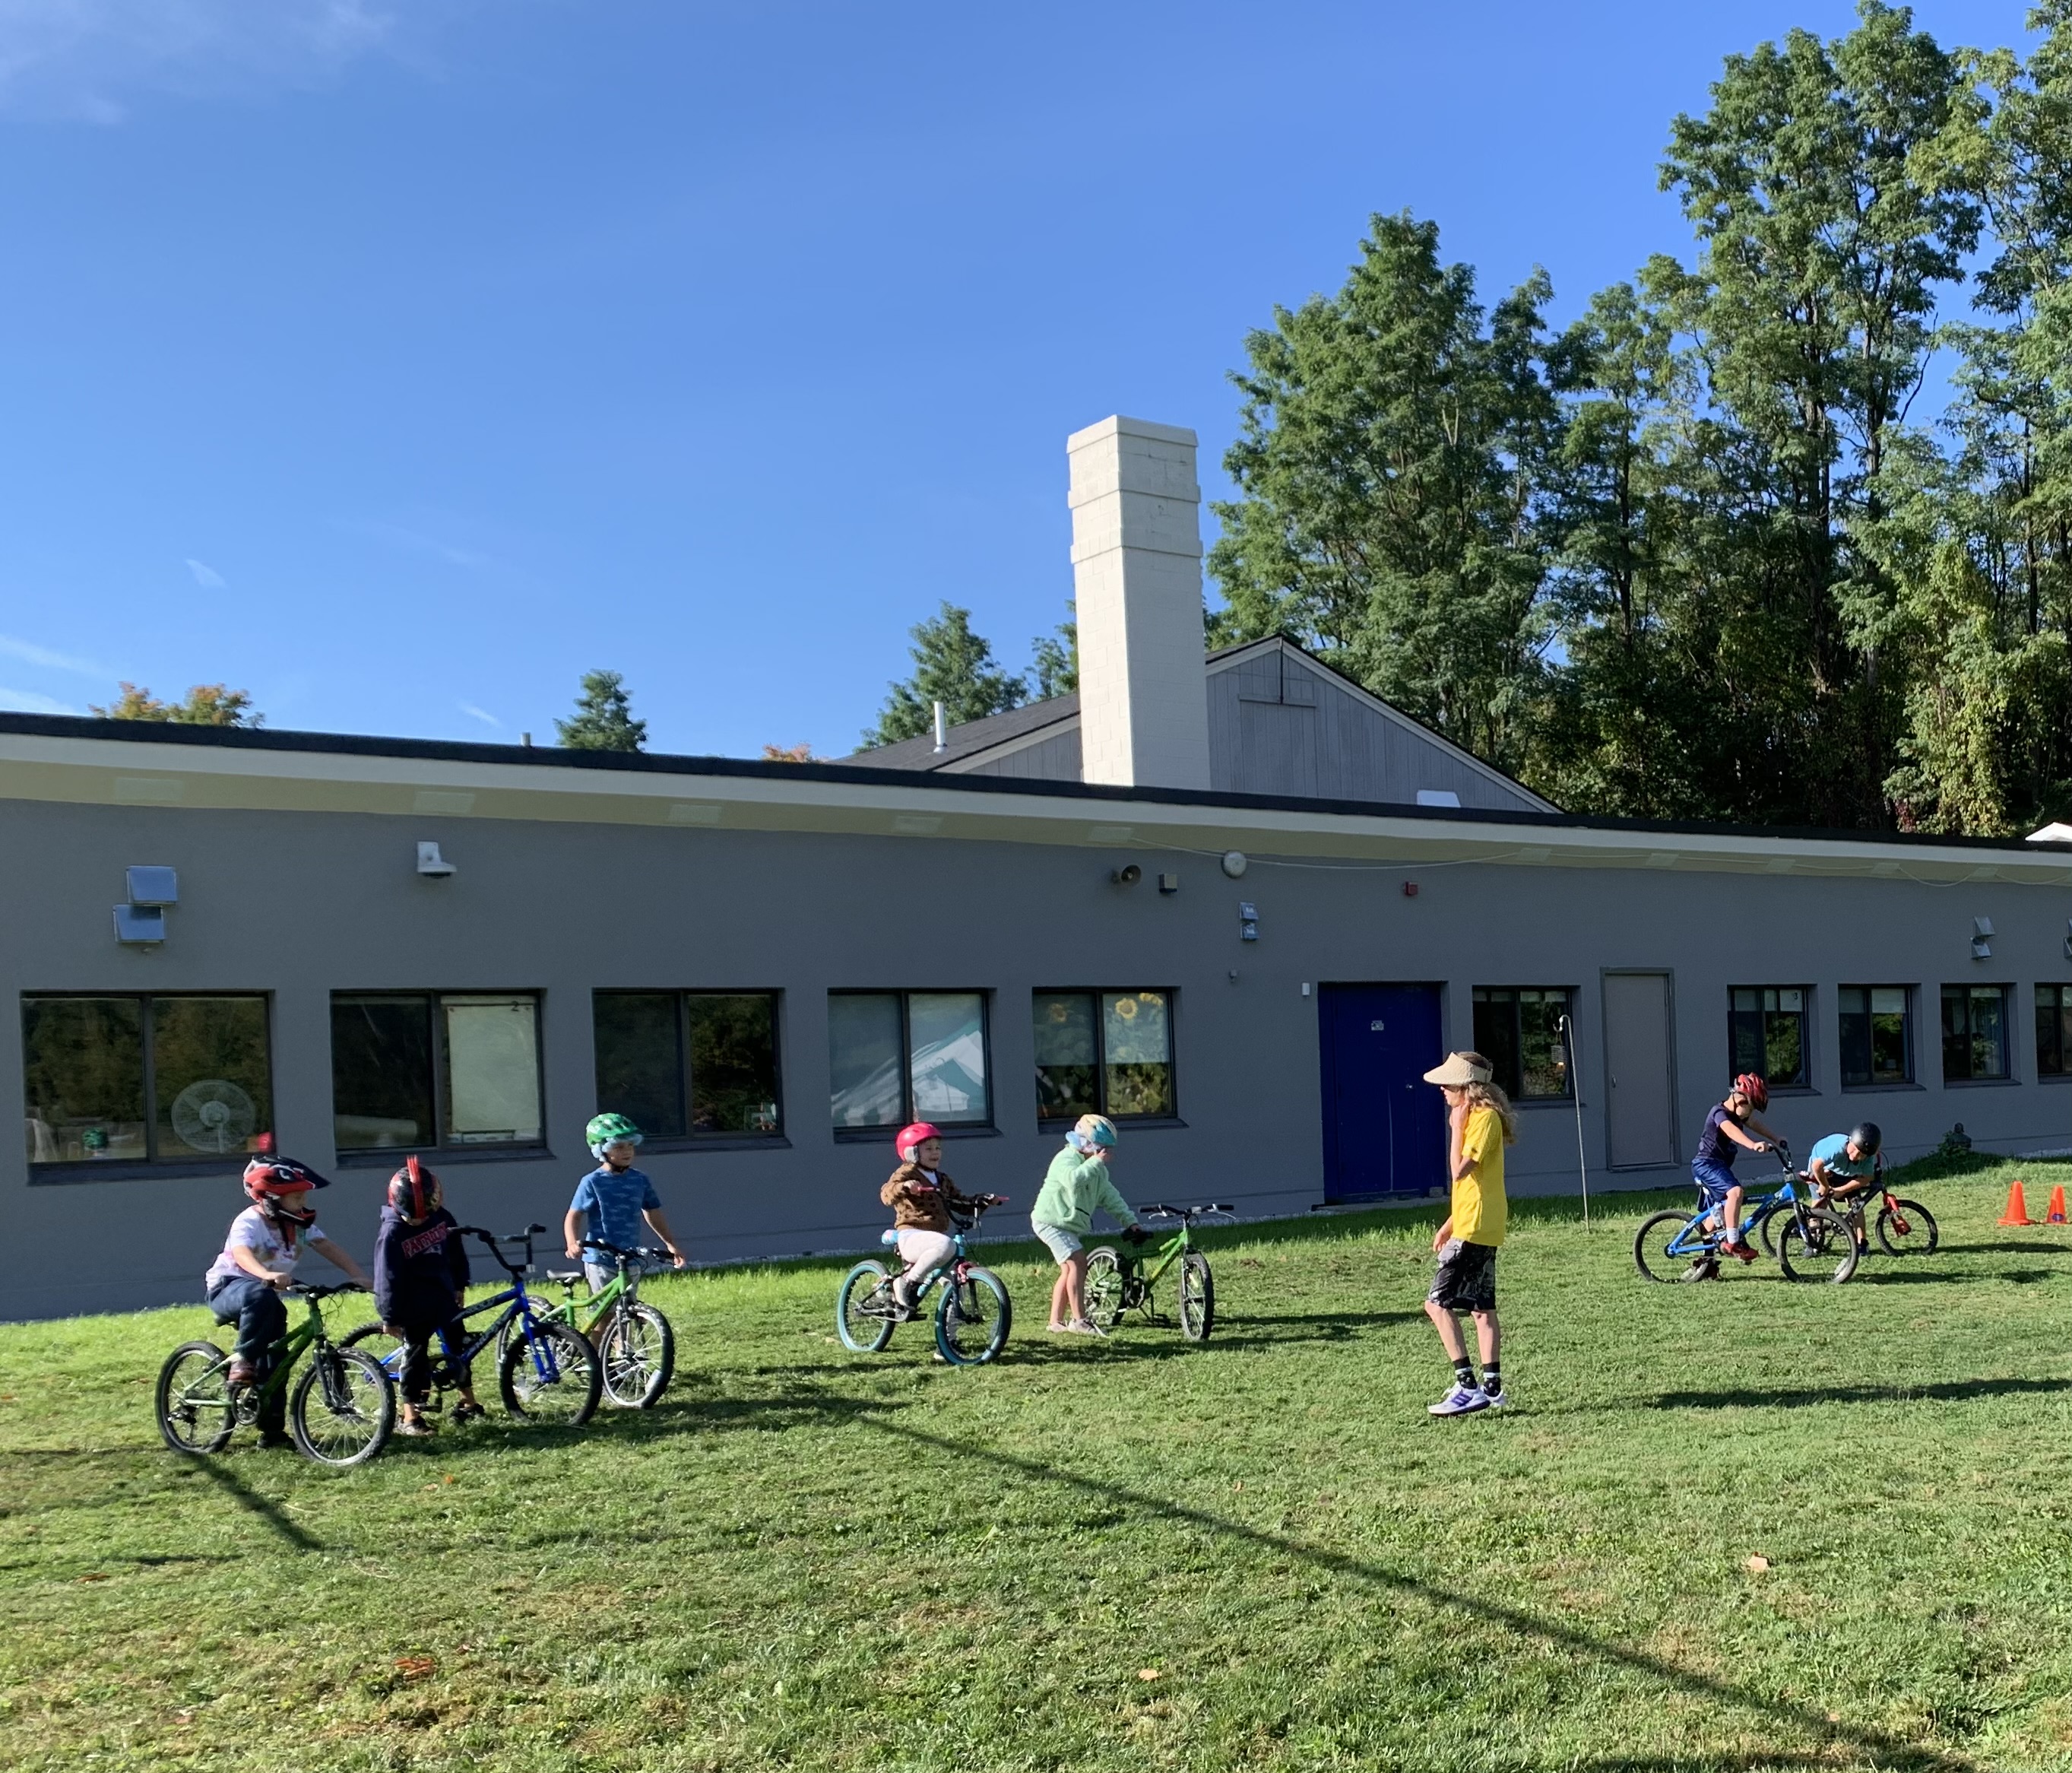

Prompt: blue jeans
xmin=207 ymin=1275 xmax=287 ymax=1432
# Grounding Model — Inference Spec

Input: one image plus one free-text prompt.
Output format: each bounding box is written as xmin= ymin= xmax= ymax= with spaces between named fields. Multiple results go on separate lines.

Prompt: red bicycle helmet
xmin=1731 ymin=1073 xmax=1769 ymax=1112
xmin=895 ymin=1121 xmax=943 ymax=1160
xmin=387 ymin=1154 xmax=441 ymax=1221
xmin=242 ymin=1154 xmax=329 ymax=1225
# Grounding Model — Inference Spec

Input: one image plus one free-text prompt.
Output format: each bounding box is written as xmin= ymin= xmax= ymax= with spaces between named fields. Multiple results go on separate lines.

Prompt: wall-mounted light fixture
xmin=417 ymin=840 xmax=457 ymax=879
xmin=1972 ymin=915 xmax=1994 ymax=959
xmin=1110 ymin=864 xmax=1141 ymax=886
xmin=1221 ymin=851 xmax=1248 ymax=879
xmin=114 ymin=864 xmax=178 ymax=945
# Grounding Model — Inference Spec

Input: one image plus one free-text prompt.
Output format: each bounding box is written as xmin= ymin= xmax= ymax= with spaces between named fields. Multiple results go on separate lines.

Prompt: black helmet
xmin=1849 ymin=1122 xmax=1883 ymax=1156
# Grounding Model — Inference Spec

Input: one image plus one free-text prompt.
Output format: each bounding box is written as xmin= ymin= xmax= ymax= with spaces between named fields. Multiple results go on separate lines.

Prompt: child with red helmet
xmin=1687 ymin=1074 xmax=1785 ymax=1278
xmin=879 ymin=1122 xmax=1002 ymax=1319
xmin=372 ymin=1156 xmax=483 ymax=1436
xmin=202 ymin=1157 xmax=369 ymax=1445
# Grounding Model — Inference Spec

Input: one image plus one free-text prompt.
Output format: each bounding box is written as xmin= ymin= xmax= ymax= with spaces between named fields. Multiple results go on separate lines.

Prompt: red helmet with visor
xmin=242 ymin=1155 xmax=330 ymax=1226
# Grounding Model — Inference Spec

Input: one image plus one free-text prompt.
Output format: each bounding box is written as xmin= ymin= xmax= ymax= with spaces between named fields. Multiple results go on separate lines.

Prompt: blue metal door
xmin=1319 ymin=983 xmax=1446 ymax=1202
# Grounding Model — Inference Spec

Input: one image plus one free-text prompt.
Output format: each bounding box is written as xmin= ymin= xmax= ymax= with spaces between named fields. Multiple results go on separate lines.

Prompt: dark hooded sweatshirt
xmin=372 ymin=1205 xmax=470 ymax=1325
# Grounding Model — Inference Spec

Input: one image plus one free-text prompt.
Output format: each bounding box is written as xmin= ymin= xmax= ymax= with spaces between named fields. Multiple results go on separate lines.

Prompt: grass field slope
xmin=6 ymin=1159 xmax=2072 ymax=1772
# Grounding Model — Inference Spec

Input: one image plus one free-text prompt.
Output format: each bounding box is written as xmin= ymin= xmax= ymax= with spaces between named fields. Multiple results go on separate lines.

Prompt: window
xmin=829 ymin=991 xmax=989 ymax=1130
xmin=1942 ymin=984 xmax=2011 ymax=1083
xmin=23 ymin=994 xmax=273 ymax=1169
xmin=1839 ymin=986 xmax=1912 ymax=1087
xmin=1729 ymin=987 xmax=1811 ymax=1089
xmin=331 ymin=992 xmax=543 ymax=1152
xmin=1033 ymin=990 xmax=1176 ymax=1122
xmin=592 ymin=992 xmax=783 ymax=1139
xmin=1470 ymin=988 xmax=1573 ymax=1099
xmin=2038 ymin=985 xmax=2072 ymax=1077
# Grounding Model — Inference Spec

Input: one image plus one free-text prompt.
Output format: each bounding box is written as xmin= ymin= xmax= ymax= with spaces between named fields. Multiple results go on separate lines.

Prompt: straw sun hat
xmin=1422 ymin=1051 xmax=1493 ymax=1088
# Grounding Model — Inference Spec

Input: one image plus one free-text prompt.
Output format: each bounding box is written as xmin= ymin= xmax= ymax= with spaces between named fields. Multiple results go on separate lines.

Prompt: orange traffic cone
xmin=2001 ymin=1179 xmax=2039 ymax=1226
xmin=2049 ymin=1185 xmax=2068 ymax=1225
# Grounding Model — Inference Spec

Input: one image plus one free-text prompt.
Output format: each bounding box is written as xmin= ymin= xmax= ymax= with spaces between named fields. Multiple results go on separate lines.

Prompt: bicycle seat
xmin=546 ymin=1269 xmax=585 ymax=1283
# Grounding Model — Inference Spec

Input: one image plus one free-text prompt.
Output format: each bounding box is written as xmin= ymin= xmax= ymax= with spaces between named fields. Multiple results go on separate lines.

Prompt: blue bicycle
xmin=1633 ymin=1150 xmax=1860 ymax=1285
xmin=342 ymin=1223 xmax=603 ymax=1425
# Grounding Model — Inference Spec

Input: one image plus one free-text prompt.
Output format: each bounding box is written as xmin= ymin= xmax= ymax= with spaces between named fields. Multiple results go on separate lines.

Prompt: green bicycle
xmin=1084 ymin=1202 xmax=1234 ymax=1341
xmin=525 ymin=1239 xmax=676 ymax=1408
xmin=154 ymin=1282 xmax=396 ymax=1466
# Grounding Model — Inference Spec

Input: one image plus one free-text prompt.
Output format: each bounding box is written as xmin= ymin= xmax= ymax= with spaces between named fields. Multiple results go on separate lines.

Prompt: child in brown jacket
xmin=879 ymin=1121 xmax=1003 ymax=1318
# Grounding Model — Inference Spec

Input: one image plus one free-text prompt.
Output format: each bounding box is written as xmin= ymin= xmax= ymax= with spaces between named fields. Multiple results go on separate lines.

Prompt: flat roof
xmin=0 ymin=711 xmax=2066 ymax=885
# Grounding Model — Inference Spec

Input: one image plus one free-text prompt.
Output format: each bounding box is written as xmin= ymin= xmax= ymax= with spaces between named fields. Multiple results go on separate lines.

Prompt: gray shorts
xmin=1033 ymin=1221 xmax=1083 ymax=1263
xmin=1427 ymin=1239 xmax=1497 ymax=1313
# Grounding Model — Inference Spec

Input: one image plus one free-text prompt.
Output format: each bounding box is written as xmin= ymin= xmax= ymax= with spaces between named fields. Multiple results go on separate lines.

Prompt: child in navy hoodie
xmin=373 ymin=1156 xmax=481 ymax=1437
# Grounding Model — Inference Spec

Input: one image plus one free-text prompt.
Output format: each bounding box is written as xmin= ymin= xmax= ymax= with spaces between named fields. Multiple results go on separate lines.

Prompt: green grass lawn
xmin=8 ymin=1159 xmax=2072 ymax=1773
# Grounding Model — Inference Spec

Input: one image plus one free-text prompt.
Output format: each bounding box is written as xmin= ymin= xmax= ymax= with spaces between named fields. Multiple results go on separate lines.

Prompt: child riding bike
xmin=880 ymin=1121 xmax=1003 ymax=1320
xmin=1687 ymin=1074 xmax=1785 ymax=1280
xmin=203 ymin=1156 xmax=370 ymax=1447
xmin=1806 ymin=1122 xmax=1883 ymax=1248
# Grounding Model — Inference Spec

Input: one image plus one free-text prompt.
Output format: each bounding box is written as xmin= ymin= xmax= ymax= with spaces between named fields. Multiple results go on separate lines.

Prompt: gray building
xmin=7 ymin=415 xmax=2072 ymax=1319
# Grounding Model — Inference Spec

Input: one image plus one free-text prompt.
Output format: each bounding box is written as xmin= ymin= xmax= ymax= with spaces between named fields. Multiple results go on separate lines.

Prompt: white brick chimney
xmin=1066 ymin=415 xmax=1212 ymax=790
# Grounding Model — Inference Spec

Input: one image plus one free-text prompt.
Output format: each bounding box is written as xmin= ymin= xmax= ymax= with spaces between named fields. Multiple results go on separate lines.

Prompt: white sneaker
xmin=1479 ymin=1386 xmax=1506 ymax=1410
xmin=1427 ymin=1383 xmax=1489 ymax=1416
xmin=1066 ymin=1318 xmax=1107 ymax=1337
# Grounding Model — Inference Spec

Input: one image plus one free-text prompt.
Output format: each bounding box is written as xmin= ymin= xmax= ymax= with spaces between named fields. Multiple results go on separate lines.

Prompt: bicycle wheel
xmin=599 ymin=1301 xmax=675 ymax=1407
xmin=289 ymin=1347 xmax=396 ymax=1467
xmin=499 ymin=1321 xmax=601 ymax=1426
xmin=936 ymin=1267 xmax=1012 ymax=1366
xmin=1177 ymin=1252 xmax=1215 ymax=1341
xmin=836 ymin=1261 xmax=897 ymax=1353
xmin=155 ymin=1340 xmax=236 ymax=1454
xmin=1776 ymin=1209 xmax=1861 ymax=1284
xmin=1756 ymin=1208 xmax=1782 ymax=1258
xmin=1876 ymin=1197 xmax=1940 ymax=1258
xmin=338 ymin=1322 xmax=411 ymax=1386
xmin=1082 ymin=1247 xmax=1125 ymax=1331
xmin=1633 ymin=1211 xmax=1706 ymax=1283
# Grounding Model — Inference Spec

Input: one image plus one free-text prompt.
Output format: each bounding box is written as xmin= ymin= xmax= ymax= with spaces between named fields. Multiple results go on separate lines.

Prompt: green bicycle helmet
xmin=587 ymin=1112 xmax=644 ymax=1159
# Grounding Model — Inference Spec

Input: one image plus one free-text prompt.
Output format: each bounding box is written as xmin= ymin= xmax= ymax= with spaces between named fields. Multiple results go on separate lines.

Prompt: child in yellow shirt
xmin=1420 ymin=1051 xmax=1514 ymax=1416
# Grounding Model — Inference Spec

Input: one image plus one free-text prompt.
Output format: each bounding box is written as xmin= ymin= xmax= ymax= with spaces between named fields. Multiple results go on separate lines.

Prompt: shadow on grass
xmin=1947 ymin=1239 xmax=2072 ymax=1255
xmin=1852 ymin=1267 xmax=2054 ymax=1286
xmin=854 ymin=1411 xmax=1973 ymax=1773
xmin=387 ymin=1388 xmax=914 ymax=1459
xmin=185 ymin=1454 xmax=322 ymax=1550
xmin=1652 ymin=1375 xmax=2071 ymax=1410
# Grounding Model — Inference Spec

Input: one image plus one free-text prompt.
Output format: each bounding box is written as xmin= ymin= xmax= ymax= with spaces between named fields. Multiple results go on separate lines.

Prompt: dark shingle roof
xmin=836 ymin=694 xmax=1079 ymax=772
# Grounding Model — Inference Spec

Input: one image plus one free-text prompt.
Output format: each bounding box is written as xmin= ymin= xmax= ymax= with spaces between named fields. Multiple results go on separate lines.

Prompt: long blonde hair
xmin=1458 ymin=1053 xmax=1519 ymax=1147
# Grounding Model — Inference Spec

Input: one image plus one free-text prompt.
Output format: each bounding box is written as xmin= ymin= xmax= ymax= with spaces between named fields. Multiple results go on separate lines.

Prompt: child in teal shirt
xmin=1031 ymin=1113 xmax=1140 ymax=1334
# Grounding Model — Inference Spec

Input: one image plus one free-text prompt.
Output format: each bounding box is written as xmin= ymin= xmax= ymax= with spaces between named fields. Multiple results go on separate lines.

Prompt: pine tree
xmin=864 ymin=604 xmax=1027 ymax=746
xmin=557 ymin=669 xmax=648 ymax=751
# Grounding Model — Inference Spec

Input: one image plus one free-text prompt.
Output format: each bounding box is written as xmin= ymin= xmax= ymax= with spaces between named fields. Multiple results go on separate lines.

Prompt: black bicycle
xmin=342 ymin=1225 xmax=601 ymax=1426
xmin=155 ymin=1282 xmax=395 ymax=1466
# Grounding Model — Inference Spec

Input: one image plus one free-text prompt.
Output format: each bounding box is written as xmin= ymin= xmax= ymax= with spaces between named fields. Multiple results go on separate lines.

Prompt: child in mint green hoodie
xmin=1031 ymin=1114 xmax=1139 ymax=1334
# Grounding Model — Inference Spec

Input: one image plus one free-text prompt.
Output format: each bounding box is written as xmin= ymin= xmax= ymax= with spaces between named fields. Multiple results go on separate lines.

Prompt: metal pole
xmin=1560 ymin=1013 xmax=1590 ymax=1226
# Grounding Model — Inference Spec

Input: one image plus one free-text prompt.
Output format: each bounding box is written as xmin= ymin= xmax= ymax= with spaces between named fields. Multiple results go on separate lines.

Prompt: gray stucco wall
xmin=4 ymin=791 xmax=2067 ymax=1320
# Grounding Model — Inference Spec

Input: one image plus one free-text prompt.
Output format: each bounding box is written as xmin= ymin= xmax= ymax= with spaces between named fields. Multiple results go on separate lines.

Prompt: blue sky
xmin=0 ymin=0 xmax=2031 ymax=756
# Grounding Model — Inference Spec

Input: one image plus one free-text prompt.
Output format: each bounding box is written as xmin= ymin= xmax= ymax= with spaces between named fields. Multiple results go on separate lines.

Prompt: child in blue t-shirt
xmin=564 ymin=1113 xmax=686 ymax=1292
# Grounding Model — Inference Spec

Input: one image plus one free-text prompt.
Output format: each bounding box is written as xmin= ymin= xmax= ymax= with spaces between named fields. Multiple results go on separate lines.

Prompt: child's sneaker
xmin=1479 ymin=1385 xmax=1507 ymax=1410
xmin=1723 ymin=1239 xmax=1759 ymax=1262
xmin=1427 ymin=1383 xmax=1488 ymax=1416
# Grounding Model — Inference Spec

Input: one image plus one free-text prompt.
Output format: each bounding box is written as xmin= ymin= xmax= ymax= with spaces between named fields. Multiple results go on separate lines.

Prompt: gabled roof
xmin=835 ymin=693 xmax=1079 ymax=772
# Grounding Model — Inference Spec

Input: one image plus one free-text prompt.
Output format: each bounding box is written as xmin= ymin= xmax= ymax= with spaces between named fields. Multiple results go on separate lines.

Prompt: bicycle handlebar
xmin=458 ymin=1224 xmax=547 ymax=1275
xmin=1142 ymin=1202 xmax=1237 ymax=1220
xmin=578 ymin=1239 xmax=677 ymax=1264
xmin=285 ymin=1281 xmax=366 ymax=1300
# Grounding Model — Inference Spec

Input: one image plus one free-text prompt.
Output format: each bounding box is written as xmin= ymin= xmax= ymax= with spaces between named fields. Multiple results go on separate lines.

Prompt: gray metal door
xmin=1603 ymin=971 xmax=1677 ymax=1169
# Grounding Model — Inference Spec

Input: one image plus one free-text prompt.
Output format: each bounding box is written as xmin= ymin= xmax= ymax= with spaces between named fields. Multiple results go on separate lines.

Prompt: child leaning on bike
xmin=881 ymin=1121 xmax=1003 ymax=1321
xmin=1806 ymin=1122 xmax=1883 ymax=1247
xmin=1031 ymin=1113 xmax=1141 ymax=1336
xmin=203 ymin=1156 xmax=370 ymax=1447
xmin=373 ymin=1156 xmax=483 ymax=1438
xmin=1687 ymin=1074 xmax=1785 ymax=1279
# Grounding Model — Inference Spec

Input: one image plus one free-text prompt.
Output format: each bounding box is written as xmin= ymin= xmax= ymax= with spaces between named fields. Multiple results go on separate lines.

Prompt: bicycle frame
xmin=376 ymin=1226 xmax=570 ymax=1390
xmin=547 ymin=1239 xmax=666 ymax=1342
xmin=190 ymin=1286 xmax=355 ymax=1418
xmin=1660 ymin=1162 xmax=1813 ymax=1261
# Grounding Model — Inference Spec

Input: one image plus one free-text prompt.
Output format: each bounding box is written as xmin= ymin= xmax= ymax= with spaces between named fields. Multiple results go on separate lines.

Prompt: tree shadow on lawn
xmin=1006 ymin=1309 xmax=1426 ymax=1364
xmin=1652 ymin=1375 xmax=2071 ymax=1411
xmin=850 ymin=1410 xmax=1975 ymax=1773
xmin=1851 ymin=1266 xmax=2054 ymax=1286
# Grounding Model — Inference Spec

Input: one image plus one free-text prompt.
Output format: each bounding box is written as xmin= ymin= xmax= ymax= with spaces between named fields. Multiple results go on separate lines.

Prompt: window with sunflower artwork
xmin=1031 ymin=990 xmax=1176 ymax=1124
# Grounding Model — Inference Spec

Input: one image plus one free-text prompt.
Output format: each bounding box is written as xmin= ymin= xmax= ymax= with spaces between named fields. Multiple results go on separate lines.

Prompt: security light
xmin=125 ymin=866 xmax=178 ymax=906
xmin=1110 ymin=864 xmax=1141 ymax=886
xmin=113 ymin=904 xmax=165 ymax=945
xmin=417 ymin=840 xmax=456 ymax=879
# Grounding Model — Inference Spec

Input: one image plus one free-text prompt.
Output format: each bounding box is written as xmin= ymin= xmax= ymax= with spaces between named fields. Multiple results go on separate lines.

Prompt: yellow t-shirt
xmin=1450 ymin=1105 xmax=1507 ymax=1247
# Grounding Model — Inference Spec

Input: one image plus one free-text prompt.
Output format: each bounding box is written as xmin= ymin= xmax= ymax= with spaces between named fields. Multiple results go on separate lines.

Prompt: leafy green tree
xmin=92 ymin=683 xmax=261 ymax=726
xmin=1028 ymin=607 xmax=1078 ymax=699
xmin=1209 ymin=211 xmax=1564 ymax=770
xmin=557 ymin=669 xmax=648 ymax=751
xmin=864 ymin=603 xmax=1026 ymax=746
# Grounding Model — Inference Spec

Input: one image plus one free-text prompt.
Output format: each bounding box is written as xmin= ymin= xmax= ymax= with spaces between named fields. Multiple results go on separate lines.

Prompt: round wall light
xmin=1221 ymin=851 xmax=1248 ymax=879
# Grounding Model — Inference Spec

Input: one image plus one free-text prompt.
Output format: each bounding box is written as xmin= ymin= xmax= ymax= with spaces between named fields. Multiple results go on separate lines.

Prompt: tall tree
xmin=557 ymin=669 xmax=648 ymax=751
xmin=92 ymin=683 xmax=261 ymax=726
xmin=1028 ymin=606 xmax=1078 ymax=699
xmin=864 ymin=603 xmax=1026 ymax=747
xmin=1209 ymin=211 xmax=1564 ymax=770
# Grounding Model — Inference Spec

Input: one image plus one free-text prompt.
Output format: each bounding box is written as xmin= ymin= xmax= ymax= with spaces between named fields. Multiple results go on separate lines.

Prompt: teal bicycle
xmin=837 ymin=1201 xmax=1012 ymax=1365
xmin=154 ymin=1282 xmax=396 ymax=1466
xmin=1084 ymin=1203 xmax=1234 ymax=1340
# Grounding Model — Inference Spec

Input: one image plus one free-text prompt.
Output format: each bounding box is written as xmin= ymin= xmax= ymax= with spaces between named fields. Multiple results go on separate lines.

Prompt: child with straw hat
xmin=1419 ymin=1050 xmax=1516 ymax=1416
